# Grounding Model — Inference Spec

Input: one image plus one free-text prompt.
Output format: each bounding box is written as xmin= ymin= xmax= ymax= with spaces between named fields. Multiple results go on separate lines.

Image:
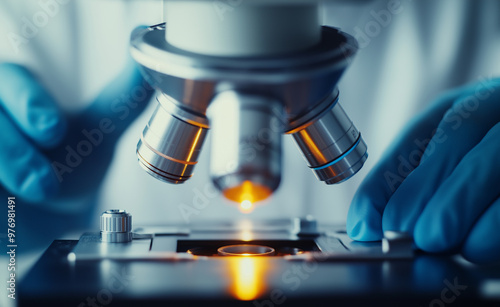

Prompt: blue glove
xmin=347 ymin=78 xmax=500 ymax=264
xmin=0 ymin=60 xmax=153 ymax=250
xmin=0 ymin=60 xmax=153 ymax=204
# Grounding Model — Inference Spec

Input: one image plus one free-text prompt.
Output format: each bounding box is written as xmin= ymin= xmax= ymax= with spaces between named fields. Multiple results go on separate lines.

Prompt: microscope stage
xmin=19 ymin=220 xmax=500 ymax=306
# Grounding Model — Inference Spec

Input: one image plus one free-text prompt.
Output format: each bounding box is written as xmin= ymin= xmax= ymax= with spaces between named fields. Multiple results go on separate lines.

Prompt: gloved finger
xmin=83 ymin=58 xmax=154 ymax=136
xmin=346 ymin=84 xmax=479 ymax=241
xmin=382 ymin=78 xmax=500 ymax=235
xmin=0 ymin=109 xmax=59 ymax=202
xmin=414 ymin=122 xmax=500 ymax=253
xmin=462 ymin=196 xmax=500 ymax=264
xmin=0 ymin=63 xmax=67 ymax=148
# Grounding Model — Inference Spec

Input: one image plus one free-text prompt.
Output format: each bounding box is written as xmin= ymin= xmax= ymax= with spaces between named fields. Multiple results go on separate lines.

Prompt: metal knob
xmin=100 ymin=209 xmax=132 ymax=243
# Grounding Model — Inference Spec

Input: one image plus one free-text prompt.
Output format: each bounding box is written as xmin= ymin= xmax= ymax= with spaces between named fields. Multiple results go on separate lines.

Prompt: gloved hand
xmin=347 ymin=78 xmax=500 ymax=264
xmin=0 ymin=60 xmax=153 ymax=205
xmin=0 ymin=61 xmax=153 ymax=249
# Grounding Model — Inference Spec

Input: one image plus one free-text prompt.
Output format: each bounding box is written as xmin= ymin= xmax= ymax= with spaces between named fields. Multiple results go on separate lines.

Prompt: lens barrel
xmin=288 ymin=94 xmax=367 ymax=184
xmin=208 ymin=91 xmax=284 ymax=202
xmin=137 ymin=94 xmax=208 ymax=184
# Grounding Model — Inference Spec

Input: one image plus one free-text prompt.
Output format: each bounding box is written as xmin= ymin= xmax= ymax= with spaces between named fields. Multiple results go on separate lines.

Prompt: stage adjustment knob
xmin=100 ymin=209 xmax=132 ymax=243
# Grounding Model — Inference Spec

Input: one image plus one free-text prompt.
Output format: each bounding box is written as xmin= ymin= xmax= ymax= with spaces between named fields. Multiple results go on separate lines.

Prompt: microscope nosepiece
xmin=131 ymin=21 xmax=366 ymax=203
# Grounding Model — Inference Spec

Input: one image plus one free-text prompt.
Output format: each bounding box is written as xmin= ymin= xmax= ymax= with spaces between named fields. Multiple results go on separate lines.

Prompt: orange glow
xmin=228 ymin=257 xmax=269 ymax=301
xmin=185 ymin=128 xmax=203 ymax=162
xmin=299 ymin=130 xmax=328 ymax=164
xmin=240 ymin=200 xmax=253 ymax=213
xmin=240 ymin=230 xmax=253 ymax=241
xmin=241 ymin=200 xmax=252 ymax=209
xmin=223 ymin=181 xmax=272 ymax=210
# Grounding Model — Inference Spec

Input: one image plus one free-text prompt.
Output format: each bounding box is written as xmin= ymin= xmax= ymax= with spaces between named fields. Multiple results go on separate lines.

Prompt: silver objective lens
xmin=137 ymin=94 xmax=209 ymax=184
xmin=288 ymin=92 xmax=367 ymax=184
xmin=208 ymin=91 xmax=284 ymax=203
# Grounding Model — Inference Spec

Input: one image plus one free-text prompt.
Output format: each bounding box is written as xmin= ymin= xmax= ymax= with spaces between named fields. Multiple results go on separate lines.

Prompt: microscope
xmin=22 ymin=2 xmax=498 ymax=306
xmin=133 ymin=0 xmax=368 ymax=208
